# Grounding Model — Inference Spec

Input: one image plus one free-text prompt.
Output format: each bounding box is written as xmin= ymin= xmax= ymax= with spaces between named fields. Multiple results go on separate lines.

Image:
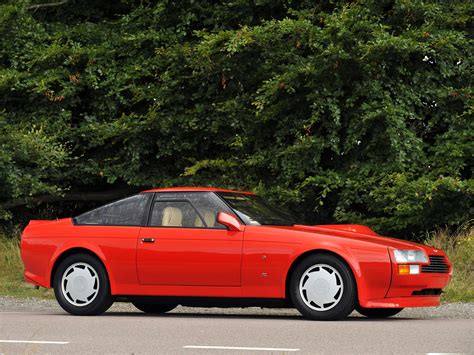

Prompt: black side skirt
xmin=115 ymin=296 xmax=291 ymax=308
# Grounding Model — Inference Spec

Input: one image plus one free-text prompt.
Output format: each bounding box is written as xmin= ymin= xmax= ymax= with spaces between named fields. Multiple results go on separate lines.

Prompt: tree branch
xmin=27 ymin=0 xmax=68 ymax=11
xmin=0 ymin=187 xmax=142 ymax=210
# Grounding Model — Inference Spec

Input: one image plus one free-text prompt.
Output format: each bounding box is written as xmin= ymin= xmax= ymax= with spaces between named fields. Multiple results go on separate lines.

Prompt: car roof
xmin=143 ymin=187 xmax=255 ymax=195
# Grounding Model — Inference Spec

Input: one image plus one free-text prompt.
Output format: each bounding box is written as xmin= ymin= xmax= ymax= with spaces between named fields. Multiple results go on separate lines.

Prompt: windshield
xmin=217 ymin=192 xmax=298 ymax=226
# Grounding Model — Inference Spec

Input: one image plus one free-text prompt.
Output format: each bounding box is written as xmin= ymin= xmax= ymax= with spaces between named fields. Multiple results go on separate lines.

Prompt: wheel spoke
xmin=61 ymin=262 xmax=100 ymax=307
xmin=299 ymin=263 xmax=344 ymax=311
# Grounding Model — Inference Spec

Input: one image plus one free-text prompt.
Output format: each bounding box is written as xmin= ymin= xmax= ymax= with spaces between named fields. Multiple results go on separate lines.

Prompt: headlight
xmin=393 ymin=249 xmax=428 ymax=263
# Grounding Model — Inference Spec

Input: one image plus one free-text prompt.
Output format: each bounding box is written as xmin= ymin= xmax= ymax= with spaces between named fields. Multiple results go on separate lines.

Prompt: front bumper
xmin=360 ymin=271 xmax=450 ymax=308
xmin=385 ymin=272 xmax=451 ymax=298
xmin=360 ymin=251 xmax=452 ymax=308
xmin=362 ymin=296 xmax=442 ymax=308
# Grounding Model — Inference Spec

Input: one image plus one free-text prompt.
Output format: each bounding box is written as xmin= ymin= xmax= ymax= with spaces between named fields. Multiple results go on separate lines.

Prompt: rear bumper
xmin=361 ymin=296 xmax=441 ymax=308
xmin=24 ymin=271 xmax=49 ymax=288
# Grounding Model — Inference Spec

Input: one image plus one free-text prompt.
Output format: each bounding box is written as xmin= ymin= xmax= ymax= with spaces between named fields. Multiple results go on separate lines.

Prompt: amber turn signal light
xmin=398 ymin=265 xmax=410 ymax=275
xmin=398 ymin=264 xmax=420 ymax=275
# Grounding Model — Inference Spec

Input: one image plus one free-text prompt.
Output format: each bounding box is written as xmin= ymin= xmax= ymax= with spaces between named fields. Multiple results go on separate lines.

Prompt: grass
xmin=0 ymin=233 xmax=53 ymax=299
xmin=0 ymin=227 xmax=472 ymax=302
xmin=423 ymin=225 xmax=474 ymax=303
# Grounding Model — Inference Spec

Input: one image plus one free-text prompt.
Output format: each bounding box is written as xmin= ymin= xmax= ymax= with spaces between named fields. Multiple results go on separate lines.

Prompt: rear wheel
xmin=356 ymin=306 xmax=403 ymax=318
xmin=290 ymin=254 xmax=356 ymax=321
xmin=132 ymin=302 xmax=177 ymax=314
xmin=53 ymin=253 xmax=114 ymax=315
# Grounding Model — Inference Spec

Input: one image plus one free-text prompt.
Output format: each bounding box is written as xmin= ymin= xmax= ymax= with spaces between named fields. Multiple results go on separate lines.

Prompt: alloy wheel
xmin=299 ymin=263 xmax=344 ymax=311
xmin=61 ymin=262 xmax=100 ymax=307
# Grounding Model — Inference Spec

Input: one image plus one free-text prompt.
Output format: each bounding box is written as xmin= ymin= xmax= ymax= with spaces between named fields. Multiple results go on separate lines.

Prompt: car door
xmin=136 ymin=192 xmax=244 ymax=286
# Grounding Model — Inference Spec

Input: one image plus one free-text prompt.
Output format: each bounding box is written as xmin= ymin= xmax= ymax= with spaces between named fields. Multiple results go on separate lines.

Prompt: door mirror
xmin=217 ymin=212 xmax=244 ymax=232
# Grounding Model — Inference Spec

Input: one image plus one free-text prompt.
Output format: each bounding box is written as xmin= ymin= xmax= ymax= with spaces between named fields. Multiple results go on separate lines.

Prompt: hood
xmin=290 ymin=224 xmax=438 ymax=253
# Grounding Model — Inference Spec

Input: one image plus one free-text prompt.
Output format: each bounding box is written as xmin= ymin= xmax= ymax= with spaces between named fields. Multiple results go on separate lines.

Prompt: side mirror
xmin=217 ymin=212 xmax=244 ymax=232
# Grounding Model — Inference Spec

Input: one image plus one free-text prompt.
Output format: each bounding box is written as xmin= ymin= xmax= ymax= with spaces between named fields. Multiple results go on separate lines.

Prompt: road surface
xmin=0 ymin=300 xmax=473 ymax=354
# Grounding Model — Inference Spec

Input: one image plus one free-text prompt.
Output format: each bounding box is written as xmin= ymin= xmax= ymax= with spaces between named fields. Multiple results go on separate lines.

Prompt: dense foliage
xmin=0 ymin=0 xmax=472 ymax=238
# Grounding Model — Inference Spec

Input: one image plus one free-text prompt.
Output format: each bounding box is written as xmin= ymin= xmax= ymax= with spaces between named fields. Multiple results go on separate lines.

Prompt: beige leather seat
xmin=162 ymin=207 xmax=183 ymax=226
xmin=195 ymin=210 xmax=216 ymax=227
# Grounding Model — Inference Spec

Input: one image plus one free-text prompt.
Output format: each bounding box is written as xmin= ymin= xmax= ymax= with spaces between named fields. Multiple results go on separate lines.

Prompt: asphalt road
xmin=1 ymin=302 xmax=473 ymax=354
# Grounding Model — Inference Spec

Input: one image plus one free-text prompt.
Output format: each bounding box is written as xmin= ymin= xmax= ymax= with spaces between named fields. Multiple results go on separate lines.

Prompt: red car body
xmin=21 ymin=187 xmax=452 ymax=313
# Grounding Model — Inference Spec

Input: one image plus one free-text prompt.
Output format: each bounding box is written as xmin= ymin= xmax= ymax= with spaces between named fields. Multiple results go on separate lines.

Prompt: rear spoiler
xmin=28 ymin=220 xmax=53 ymax=226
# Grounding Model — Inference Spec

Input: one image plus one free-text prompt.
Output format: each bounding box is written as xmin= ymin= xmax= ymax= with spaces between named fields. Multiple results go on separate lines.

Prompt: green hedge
xmin=0 ymin=1 xmax=472 ymax=238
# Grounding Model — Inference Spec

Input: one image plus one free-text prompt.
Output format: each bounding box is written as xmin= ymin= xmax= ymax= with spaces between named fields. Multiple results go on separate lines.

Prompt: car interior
xmin=160 ymin=206 xmax=216 ymax=228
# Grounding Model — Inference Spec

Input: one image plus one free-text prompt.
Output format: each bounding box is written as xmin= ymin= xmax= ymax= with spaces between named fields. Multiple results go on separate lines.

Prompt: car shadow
xmin=97 ymin=311 xmax=424 ymax=322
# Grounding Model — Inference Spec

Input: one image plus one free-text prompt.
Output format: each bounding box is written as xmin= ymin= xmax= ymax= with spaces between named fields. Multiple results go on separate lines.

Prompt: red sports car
xmin=20 ymin=187 xmax=452 ymax=320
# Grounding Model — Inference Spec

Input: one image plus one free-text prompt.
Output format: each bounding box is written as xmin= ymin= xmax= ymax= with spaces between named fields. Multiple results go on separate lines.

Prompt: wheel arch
xmin=285 ymin=249 xmax=360 ymax=304
xmin=50 ymin=247 xmax=112 ymax=291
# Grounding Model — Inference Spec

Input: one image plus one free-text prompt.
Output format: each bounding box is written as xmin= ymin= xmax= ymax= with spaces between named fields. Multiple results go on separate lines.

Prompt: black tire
xmin=53 ymin=253 xmax=114 ymax=315
xmin=132 ymin=302 xmax=177 ymax=314
xmin=356 ymin=306 xmax=403 ymax=318
xmin=290 ymin=253 xmax=357 ymax=321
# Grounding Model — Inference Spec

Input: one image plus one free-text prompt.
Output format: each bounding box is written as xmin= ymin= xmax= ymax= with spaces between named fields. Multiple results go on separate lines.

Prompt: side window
xmin=153 ymin=192 xmax=233 ymax=229
xmin=149 ymin=201 xmax=204 ymax=228
xmin=74 ymin=194 xmax=151 ymax=226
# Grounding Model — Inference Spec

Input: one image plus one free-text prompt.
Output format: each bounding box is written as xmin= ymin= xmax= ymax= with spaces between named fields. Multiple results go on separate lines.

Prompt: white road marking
xmin=183 ymin=345 xmax=299 ymax=352
xmin=0 ymin=340 xmax=69 ymax=345
xmin=0 ymin=311 xmax=50 ymax=314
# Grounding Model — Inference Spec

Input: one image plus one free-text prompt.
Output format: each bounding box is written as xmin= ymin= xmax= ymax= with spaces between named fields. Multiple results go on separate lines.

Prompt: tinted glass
xmin=149 ymin=201 xmax=204 ymax=228
xmin=74 ymin=193 xmax=151 ymax=226
xmin=218 ymin=193 xmax=297 ymax=226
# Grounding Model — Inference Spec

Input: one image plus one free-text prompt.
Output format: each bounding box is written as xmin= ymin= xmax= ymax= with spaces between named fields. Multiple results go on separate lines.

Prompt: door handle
xmin=141 ymin=238 xmax=155 ymax=243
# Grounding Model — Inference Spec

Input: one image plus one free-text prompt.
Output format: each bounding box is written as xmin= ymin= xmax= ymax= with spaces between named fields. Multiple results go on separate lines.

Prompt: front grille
xmin=422 ymin=255 xmax=449 ymax=273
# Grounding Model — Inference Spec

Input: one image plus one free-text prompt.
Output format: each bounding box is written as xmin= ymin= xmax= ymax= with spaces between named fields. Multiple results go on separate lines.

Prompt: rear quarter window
xmin=74 ymin=193 xmax=151 ymax=226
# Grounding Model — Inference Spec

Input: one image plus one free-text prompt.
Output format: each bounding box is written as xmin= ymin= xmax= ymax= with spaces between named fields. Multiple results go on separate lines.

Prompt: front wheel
xmin=290 ymin=254 xmax=357 ymax=321
xmin=356 ymin=306 xmax=403 ymax=318
xmin=53 ymin=253 xmax=114 ymax=315
xmin=132 ymin=302 xmax=177 ymax=314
